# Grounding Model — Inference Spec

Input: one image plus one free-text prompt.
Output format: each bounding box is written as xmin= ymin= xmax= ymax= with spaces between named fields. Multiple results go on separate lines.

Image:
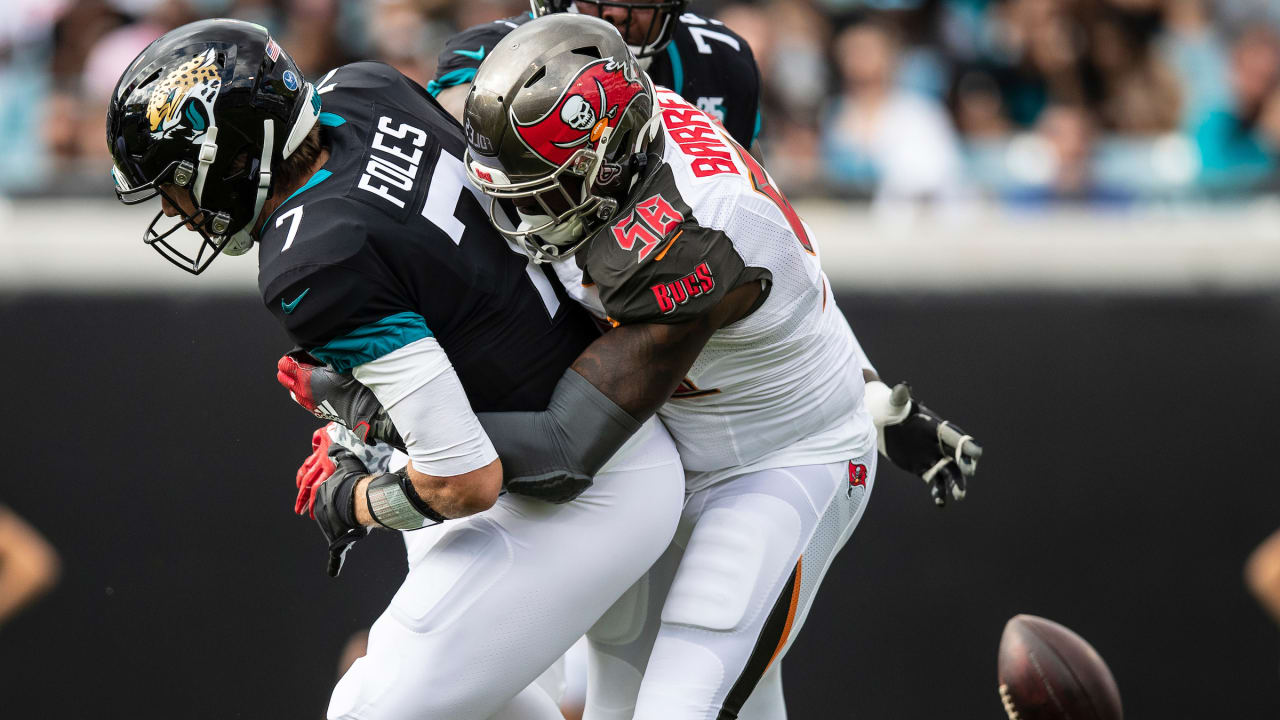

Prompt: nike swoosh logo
xmin=281 ymin=288 xmax=310 ymax=314
xmin=453 ymin=47 xmax=486 ymax=61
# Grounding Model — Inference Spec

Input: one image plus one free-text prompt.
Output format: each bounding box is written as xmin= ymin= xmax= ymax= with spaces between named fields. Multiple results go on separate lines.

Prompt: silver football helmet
xmin=463 ymin=14 xmax=662 ymax=262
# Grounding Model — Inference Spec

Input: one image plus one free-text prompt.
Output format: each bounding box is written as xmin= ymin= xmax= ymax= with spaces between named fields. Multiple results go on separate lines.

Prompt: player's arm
xmin=823 ymin=287 xmax=983 ymax=506
xmin=427 ymin=21 xmax=515 ymax=122
xmin=0 ymin=506 xmax=60 ymax=626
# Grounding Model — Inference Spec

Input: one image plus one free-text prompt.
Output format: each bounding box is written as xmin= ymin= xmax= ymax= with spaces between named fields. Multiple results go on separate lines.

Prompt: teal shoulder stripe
xmin=318 ymin=112 xmax=345 ymax=127
xmin=259 ymin=168 xmax=332 ymax=232
xmin=311 ymin=312 xmax=433 ymax=373
xmin=666 ymin=42 xmax=684 ymax=96
xmin=426 ymin=68 xmax=478 ymax=97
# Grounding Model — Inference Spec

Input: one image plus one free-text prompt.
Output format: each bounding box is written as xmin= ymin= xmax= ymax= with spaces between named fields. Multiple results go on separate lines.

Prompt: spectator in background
xmin=1004 ymin=103 xmax=1132 ymax=205
xmin=719 ymin=1 xmax=829 ymax=192
xmin=1157 ymin=0 xmax=1231 ymax=131
xmin=822 ymin=18 xmax=967 ymax=211
xmin=1190 ymin=23 xmax=1280 ymax=191
xmin=0 ymin=505 xmax=60 ymax=628
xmin=1087 ymin=5 xmax=1181 ymax=134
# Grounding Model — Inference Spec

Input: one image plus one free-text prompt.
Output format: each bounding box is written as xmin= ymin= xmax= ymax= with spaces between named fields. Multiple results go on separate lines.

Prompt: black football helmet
xmin=107 ymin=19 xmax=321 ymax=274
xmin=531 ymin=0 xmax=690 ymax=58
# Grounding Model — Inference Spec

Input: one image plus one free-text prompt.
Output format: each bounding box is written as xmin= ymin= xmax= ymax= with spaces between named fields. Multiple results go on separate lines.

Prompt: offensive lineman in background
xmin=430 ymin=0 xmax=762 ymax=151
xmin=287 ymin=14 xmax=983 ymax=718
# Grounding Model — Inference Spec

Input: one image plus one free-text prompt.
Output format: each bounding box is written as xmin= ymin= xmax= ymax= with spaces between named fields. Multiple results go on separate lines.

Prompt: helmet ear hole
xmin=574 ymin=46 xmax=602 ymax=60
xmin=524 ymin=67 xmax=547 ymax=88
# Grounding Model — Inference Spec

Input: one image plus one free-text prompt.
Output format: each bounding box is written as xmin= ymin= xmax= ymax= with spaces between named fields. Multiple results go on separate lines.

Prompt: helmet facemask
xmin=530 ymin=0 xmax=689 ymax=59
xmin=467 ymin=124 xmax=628 ymax=263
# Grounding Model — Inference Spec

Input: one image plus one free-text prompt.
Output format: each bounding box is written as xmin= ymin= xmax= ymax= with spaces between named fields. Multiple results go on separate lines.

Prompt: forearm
xmin=476 ymin=368 xmax=643 ymax=501
xmin=0 ymin=513 xmax=59 ymax=624
xmin=352 ymin=459 xmax=500 ymax=526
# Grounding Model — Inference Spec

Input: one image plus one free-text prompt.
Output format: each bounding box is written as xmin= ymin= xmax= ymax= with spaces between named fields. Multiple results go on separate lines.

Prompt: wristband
xmin=365 ymin=468 xmax=446 ymax=531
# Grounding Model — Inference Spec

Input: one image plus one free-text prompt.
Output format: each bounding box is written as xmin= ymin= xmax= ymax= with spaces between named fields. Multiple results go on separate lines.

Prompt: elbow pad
xmin=477 ymin=369 xmax=641 ymax=503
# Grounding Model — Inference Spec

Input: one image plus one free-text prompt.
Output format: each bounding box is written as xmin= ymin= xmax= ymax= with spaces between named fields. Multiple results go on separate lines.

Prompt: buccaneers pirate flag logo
xmin=513 ymin=58 xmax=647 ymax=167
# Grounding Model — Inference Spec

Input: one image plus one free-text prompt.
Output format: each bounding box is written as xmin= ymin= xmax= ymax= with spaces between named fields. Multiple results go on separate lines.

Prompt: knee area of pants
xmin=660 ymin=500 xmax=801 ymax=632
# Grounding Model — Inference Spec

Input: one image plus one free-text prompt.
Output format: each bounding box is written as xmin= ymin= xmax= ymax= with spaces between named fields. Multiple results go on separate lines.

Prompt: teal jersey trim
xmin=318 ymin=112 xmax=345 ymax=127
xmin=426 ymin=68 xmax=478 ymax=97
xmin=751 ymin=111 xmax=762 ymax=146
xmin=453 ymin=47 xmax=485 ymax=61
xmin=666 ymin=43 xmax=684 ymax=95
xmin=259 ymin=168 xmax=332 ymax=232
xmin=311 ymin=312 xmax=433 ymax=372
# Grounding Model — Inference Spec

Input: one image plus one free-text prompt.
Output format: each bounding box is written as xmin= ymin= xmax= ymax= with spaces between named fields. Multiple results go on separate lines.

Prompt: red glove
xmin=296 ymin=425 xmax=337 ymax=518
xmin=277 ymin=353 xmax=404 ymax=449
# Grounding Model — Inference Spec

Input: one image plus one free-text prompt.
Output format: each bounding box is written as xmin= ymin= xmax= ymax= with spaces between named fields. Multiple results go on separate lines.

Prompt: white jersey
xmin=553 ymin=88 xmax=876 ymax=490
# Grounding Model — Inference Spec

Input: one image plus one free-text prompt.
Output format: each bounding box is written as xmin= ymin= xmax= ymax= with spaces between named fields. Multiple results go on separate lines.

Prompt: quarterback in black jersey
xmin=429 ymin=0 xmax=762 ymax=149
xmin=108 ymin=20 xmax=685 ymax=720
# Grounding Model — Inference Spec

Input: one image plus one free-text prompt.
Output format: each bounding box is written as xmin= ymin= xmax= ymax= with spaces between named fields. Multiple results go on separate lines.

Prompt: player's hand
xmin=865 ymin=381 xmax=983 ymax=507
xmin=311 ymin=444 xmax=372 ymax=578
xmin=296 ymin=423 xmax=399 ymax=518
xmin=296 ymin=426 xmax=336 ymax=517
xmin=277 ymin=352 xmax=405 ymax=449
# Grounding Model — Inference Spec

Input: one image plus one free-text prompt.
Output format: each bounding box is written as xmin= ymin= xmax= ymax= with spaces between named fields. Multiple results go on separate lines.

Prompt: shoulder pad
xmin=585 ymin=164 xmax=769 ymax=325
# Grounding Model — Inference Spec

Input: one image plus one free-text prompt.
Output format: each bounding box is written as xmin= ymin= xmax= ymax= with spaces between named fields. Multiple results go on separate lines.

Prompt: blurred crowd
xmin=5 ymin=0 xmax=1280 ymax=208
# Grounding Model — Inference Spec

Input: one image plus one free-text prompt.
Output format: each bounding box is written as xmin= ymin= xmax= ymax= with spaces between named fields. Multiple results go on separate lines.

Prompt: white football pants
xmin=325 ymin=418 xmax=685 ymax=720
xmin=583 ymin=450 xmax=877 ymax=720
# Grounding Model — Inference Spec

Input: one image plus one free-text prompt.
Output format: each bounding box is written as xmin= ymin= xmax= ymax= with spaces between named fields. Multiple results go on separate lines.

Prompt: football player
xmin=429 ymin=0 xmax=762 ymax=150
xmin=287 ymin=15 xmax=984 ymax=719
xmin=106 ymin=19 xmax=689 ymax=720
xmin=460 ymin=17 xmax=984 ymax=718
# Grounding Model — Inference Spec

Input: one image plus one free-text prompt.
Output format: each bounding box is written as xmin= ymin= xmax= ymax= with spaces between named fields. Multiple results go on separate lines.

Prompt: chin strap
xmin=192 ymin=125 xmax=219 ymax=205
xmin=222 ymin=118 xmax=274 ymax=256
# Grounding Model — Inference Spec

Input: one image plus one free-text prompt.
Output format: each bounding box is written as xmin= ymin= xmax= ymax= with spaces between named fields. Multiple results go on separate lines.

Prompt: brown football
xmin=997 ymin=614 xmax=1123 ymax=720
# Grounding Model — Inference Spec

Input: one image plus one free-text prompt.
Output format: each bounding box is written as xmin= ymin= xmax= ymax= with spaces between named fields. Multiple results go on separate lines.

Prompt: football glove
xmin=277 ymin=352 xmax=405 ymax=449
xmin=864 ymin=380 xmax=983 ymax=507
xmin=296 ymin=423 xmax=398 ymax=518
xmin=311 ymin=443 xmax=371 ymax=577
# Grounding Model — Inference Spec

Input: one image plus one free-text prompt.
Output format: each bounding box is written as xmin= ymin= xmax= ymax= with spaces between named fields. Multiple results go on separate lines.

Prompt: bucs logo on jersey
xmin=512 ymin=58 xmax=646 ymax=167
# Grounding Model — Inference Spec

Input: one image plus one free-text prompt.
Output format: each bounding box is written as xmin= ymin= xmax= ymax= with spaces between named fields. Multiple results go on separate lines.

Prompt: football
xmin=997 ymin=614 xmax=1123 ymax=720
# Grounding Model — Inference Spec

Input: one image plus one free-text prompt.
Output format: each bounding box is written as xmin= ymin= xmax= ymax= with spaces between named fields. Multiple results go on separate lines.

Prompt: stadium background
xmin=2 ymin=0 xmax=1280 ymax=717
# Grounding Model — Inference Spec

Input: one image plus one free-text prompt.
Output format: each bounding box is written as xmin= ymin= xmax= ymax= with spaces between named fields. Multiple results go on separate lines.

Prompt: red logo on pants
xmin=848 ymin=462 xmax=867 ymax=497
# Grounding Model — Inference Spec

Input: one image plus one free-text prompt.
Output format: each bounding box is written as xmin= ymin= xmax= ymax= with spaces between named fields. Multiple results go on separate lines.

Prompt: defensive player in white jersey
xmin=285 ymin=14 xmax=982 ymax=719
xmin=452 ymin=15 xmax=983 ymax=719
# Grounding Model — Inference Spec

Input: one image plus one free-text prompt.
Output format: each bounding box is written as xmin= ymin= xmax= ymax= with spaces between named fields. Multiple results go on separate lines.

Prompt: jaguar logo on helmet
xmin=512 ymin=58 xmax=646 ymax=167
xmin=146 ymin=48 xmax=220 ymax=135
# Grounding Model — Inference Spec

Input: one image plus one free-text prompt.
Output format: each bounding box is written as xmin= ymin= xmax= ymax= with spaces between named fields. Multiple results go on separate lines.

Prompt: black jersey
xmin=431 ymin=12 xmax=761 ymax=147
xmin=257 ymin=62 xmax=599 ymax=412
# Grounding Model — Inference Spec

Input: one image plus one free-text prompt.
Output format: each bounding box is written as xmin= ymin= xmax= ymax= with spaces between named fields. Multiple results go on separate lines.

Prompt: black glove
xmin=870 ymin=382 xmax=983 ymax=507
xmin=277 ymin=351 xmax=405 ymax=449
xmin=311 ymin=445 xmax=371 ymax=577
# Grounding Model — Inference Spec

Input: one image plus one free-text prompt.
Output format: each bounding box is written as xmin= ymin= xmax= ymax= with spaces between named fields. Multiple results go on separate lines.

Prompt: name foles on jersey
xmin=358 ymin=114 xmax=430 ymax=210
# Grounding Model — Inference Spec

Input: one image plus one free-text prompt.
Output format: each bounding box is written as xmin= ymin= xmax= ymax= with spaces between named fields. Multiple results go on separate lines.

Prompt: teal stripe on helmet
xmin=311 ymin=312 xmax=433 ymax=372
